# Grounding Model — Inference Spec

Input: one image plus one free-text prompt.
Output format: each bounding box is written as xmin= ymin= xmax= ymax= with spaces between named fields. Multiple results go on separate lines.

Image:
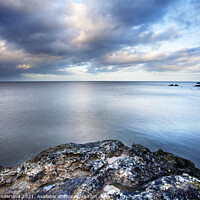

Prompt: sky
xmin=0 ymin=0 xmax=200 ymax=81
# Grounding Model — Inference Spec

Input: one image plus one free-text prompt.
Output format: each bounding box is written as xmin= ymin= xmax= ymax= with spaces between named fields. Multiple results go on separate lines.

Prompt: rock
xmin=0 ymin=140 xmax=199 ymax=199
xmin=194 ymin=82 xmax=200 ymax=87
xmin=168 ymin=84 xmax=179 ymax=86
xmin=100 ymin=175 xmax=200 ymax=199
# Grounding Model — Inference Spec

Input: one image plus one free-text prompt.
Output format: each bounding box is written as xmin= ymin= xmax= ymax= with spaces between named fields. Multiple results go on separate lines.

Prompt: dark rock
xmin=194 ymin=82 xmax=200 ymax=87
xmin=29 ymin=169 xmax=45 ymax=183
xmin=0 ymin=140 xmax=199 ymax=199
xmin=168 ymin=84 xmax=179 ymax=86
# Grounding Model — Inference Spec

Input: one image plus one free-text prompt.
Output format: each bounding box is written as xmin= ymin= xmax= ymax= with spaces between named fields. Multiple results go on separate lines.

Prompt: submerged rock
xmin=0 ymin=140 xmax=199 ymax=199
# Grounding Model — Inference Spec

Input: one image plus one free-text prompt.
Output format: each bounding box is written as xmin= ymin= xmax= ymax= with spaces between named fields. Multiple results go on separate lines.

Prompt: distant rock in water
xmin=0 ymin=140 xmax=200 ymax=199
xmin=194 ymin=82 xmax=200 ymax=87
xmin=168 ymin=84 xmax=179 ymax=86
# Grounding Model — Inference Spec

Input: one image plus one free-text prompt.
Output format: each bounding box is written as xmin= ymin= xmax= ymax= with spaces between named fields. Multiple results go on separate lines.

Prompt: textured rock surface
xmin=0 ymin=140 xmax=199 ymax=199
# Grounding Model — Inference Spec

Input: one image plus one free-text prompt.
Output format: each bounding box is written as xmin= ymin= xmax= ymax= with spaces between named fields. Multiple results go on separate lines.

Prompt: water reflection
xmin=0 ymin=81 xmax=199 ymax=168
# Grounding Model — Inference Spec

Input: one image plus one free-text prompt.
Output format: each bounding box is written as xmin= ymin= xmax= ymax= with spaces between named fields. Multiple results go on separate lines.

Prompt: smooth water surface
xmin=0 ymin=81 xmax=199 ymax=168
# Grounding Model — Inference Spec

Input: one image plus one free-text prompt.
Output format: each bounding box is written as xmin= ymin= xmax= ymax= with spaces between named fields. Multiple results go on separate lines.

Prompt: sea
xmin=0 ymin=81 xmax=199 ymax=168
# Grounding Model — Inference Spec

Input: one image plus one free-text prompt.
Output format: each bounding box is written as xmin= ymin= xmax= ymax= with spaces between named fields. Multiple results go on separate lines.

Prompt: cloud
xmin=101 ymin=47 xmax=200 ymax=73
xmin=16 ymin=64 xmax=33 ymax=69
xmin=22 ymin=73 xmax=58 ymax=79
xmin=96 ymin=0 xmax=173 ymax=26
xmin=0 ymin=0 xmax=199 ymax=80
xmin=59 ymin=65 xmax=88 ymax=74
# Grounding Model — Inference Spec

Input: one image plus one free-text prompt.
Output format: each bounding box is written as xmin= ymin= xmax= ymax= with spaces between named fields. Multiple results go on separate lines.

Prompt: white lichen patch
xmin=104 ymin=184 xmax=120 ymax=192
xmin=107 ymin=154 xmax=128 ymax=164
xmin=160 ymin=184 xmax=172 ymax=190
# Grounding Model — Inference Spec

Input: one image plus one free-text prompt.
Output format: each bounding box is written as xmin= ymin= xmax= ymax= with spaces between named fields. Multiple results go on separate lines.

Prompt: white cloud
xmin=104 ymin=50 xmax=165 ymax=65
xmin=66 ymin=1 xmax=115 ymax=47
xmin=59 ymin=65 xmax=88 ymax=74
xmin=16 ymin=64 xmax=33 ymax=69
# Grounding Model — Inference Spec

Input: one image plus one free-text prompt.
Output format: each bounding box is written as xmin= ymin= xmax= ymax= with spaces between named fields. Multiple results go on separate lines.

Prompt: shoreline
xmin=0 ymin=140 xmax=200 ymax=199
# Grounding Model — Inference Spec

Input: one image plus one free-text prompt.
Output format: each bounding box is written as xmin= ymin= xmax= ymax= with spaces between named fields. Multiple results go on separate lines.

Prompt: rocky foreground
xmin=0 ymin=140 xmax=200 ymax=199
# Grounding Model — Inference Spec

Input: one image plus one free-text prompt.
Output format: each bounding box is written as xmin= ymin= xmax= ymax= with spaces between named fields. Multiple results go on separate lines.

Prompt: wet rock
xmin=0 ymin=140 xmax=199 ymax=199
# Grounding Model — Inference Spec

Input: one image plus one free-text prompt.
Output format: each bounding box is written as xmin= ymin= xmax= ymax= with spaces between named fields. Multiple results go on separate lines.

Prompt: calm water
xmin=0 ymin=81 xmax=200 ymax=168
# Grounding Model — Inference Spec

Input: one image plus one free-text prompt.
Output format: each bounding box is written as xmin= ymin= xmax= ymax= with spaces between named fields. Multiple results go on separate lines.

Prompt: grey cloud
xmin=102 ymin=0 xmax=173 ymax=26
xmin=0 ymin=0 xmax=193 ymax=79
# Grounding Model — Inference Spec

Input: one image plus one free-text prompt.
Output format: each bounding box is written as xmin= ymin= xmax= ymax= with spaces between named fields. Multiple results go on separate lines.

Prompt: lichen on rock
xmin=0 ymin=140 xmax=199 ymax=199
